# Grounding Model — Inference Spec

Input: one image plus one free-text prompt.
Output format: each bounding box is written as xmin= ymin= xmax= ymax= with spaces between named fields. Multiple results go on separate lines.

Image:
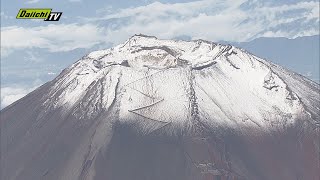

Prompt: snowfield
xmin=1 ymin=34 xmax=319 ymax=180
xmin=46 ymin=34 xmax=317 ymax=133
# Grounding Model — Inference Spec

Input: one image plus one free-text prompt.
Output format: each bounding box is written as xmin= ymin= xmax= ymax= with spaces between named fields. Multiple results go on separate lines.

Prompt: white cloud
xmin=24 ymin=51 xmax=43 ymax=63
xmin=1 ymin=85 xmax=40 ymax=108
xmin=47 ymin=72 xmax=56 ymax=75
xmin=304 ymin=71 xmax=313 ymax=77
xmin=91 ymin=0 xmax=319 ymax=44
xmin=1 ymin=23 xmax=107 ymax=57
xmin=26 ymin=0 xmax=40 ymax=4
xmin=1 ymin=0 xmax=319 ymax=57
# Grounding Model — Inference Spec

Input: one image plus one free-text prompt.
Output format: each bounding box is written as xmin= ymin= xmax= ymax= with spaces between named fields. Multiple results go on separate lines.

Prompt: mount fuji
xmin=1 ymin=34 xmax=319 ymax=180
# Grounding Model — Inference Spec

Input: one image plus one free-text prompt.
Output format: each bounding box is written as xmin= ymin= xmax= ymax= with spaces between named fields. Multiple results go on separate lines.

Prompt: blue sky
xmin=1 ymin=0 xmax=319 ymax=107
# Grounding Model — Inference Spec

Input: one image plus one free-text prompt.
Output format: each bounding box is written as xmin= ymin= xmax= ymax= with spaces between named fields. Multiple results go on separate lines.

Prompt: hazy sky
xmin=1 ymin=0 xmax=319 ymax=107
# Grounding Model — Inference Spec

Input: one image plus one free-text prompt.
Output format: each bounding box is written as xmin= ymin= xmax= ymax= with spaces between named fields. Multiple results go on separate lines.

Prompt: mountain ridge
xmin=1 ymin=34 xmax=319 ymax=180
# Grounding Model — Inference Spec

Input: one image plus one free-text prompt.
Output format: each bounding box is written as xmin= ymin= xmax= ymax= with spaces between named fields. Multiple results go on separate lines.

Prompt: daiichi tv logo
xmin=16 ymin=8 xmax=62 ymax=21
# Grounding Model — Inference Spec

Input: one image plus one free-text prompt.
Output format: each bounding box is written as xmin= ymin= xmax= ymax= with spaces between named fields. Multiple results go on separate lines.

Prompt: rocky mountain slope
xmin=1 ymin=34 xmax=319 ymax=180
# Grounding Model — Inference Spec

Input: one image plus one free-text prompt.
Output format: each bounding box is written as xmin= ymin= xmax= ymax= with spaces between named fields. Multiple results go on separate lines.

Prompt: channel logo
xmin=16 ymin=8 xmax=62 ymax=21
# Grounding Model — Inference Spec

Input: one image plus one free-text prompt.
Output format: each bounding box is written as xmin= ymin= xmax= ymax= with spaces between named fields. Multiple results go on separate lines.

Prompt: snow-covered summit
xmin=38 ymin=34 xmax=319 ymax=135
xmin=87 ymin=34 xmax=232 ymax=70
